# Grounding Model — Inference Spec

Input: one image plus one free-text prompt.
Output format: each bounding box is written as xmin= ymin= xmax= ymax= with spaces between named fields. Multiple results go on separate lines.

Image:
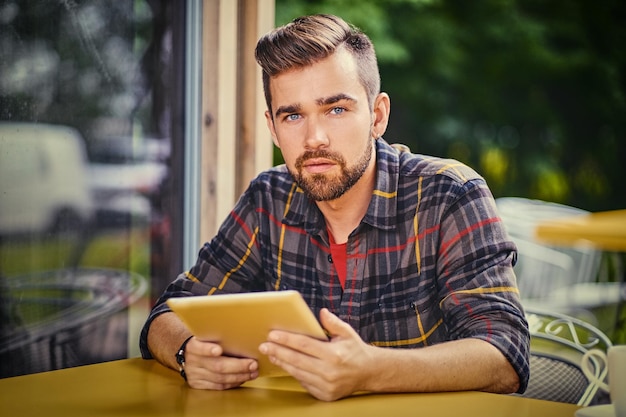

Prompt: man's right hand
xmin=183 ymin=338 xmax=259 ymax=390
xmin=146 ymin=312 xmax=259 ymax=390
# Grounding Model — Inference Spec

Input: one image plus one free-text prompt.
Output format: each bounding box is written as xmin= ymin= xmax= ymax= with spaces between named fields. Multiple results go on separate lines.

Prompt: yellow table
xmin=534 ymin=209 xmax=626 ymax=251
xmin=0 ymin=358 xmax=580 ymax=417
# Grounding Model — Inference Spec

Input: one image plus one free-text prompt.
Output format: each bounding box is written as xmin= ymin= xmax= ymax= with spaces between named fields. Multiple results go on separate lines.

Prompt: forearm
xmin=363 ymin=338 xmax=520 ymax=394
xmin=146 ymin=312 xmax=193 ymax=371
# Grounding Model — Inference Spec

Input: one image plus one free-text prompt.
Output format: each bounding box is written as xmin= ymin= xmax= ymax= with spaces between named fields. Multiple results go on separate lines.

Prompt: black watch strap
xmin=175 ymin=336 xmax=194 ymax=381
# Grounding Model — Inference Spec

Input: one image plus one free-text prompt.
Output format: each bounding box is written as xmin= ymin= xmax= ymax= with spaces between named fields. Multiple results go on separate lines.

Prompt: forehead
xmin=269 ymin=48 xmax=366 ymax=111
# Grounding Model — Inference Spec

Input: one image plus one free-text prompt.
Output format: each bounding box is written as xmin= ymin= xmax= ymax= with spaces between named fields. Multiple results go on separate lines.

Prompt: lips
xmin=302 ymin=158 xmax=336 ymax=174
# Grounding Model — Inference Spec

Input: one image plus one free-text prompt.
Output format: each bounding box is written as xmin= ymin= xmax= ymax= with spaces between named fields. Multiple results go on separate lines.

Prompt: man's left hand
xmin=258 ymin=308 xmax=374 ymax=401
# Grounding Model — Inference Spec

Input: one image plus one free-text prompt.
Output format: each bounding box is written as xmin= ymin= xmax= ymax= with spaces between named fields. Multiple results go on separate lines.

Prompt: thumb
xmin=319 ymin=308 xmax=354 ymax=339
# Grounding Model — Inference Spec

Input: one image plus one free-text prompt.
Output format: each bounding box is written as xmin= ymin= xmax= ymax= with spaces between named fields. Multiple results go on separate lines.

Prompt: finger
xmin=187 ymin=356 xmax=259 ymax=389
xmin=264 ymin=329 xmax=327 ymax=360
xmin=259 ymin=333 xmax=333 ymax=385
xmin=188 ymin=373 xmax=247 ymax=391
xmin=186 ymin=339 xmax=258 ymax=375
xmin=184 ymin=339 xmax=259 ymax=389
xmin=319 ymin=308 xmax=356 ymax=339
xmin=262 ymin=347 xmax=345 ymax=402
xmin=186 ymin=338 xmax=223 ymax=357
xmin=191 ymin=352 xmax=258 ymax=375
xmin=262 ymin=342 xmax=327 ymax=385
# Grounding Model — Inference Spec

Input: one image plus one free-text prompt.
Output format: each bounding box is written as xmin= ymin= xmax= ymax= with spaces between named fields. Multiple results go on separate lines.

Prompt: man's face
xmin=265 ymin=48 xmax=376 ymax=202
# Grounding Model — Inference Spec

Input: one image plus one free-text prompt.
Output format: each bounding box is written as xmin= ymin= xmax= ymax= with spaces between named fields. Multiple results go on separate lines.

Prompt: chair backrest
xmin=524 ymin=308 xmax=613 ymax=406
xmin=495 ymin=197 xmax=604 ymax=308
xmin=512 ymin=238 xmax=575 ymax=300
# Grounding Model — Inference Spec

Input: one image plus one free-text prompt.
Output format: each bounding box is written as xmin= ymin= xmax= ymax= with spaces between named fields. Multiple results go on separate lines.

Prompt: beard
xmin=291 ymin=137 xmax=373 ymax=202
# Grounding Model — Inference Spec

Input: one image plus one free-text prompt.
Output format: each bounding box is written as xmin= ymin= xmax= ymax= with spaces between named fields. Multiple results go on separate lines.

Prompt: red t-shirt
xmin=328 ymin=230 xmax=348 ymax=289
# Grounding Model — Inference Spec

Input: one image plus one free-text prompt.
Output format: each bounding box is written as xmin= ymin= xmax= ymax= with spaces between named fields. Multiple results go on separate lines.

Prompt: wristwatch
xmin=175 ymin=336 xmax=194 ymax=381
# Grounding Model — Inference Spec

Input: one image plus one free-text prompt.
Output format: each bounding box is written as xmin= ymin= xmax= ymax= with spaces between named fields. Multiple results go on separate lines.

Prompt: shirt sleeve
xmin=139 ymin=188 xmax=265 ymax=359
xmin=435 ymin=179 xmax=530 ymax=393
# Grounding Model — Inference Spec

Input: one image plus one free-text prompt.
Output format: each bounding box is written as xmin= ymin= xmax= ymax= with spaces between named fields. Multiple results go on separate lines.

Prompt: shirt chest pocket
xmin=365 ymin=294 xmax=446 ymax=348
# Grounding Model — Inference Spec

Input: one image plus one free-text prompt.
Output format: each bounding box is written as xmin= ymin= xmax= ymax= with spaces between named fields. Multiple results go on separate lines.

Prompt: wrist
xmin=175 ymin=335 xmax=194 ymax=381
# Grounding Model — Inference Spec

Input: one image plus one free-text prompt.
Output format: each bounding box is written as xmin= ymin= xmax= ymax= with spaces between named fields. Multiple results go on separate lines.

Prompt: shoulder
xmin=379 ymin=138 xmax=484 ymax=186
xmin=398 ymin=152 xmax=484 ymax=186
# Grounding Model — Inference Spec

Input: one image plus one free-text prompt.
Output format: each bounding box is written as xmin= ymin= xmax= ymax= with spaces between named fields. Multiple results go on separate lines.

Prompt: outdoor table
xmin=534 ymin=209 xmax=626 ymax=252
xmin=0 ymin=357 xmax=582 ymax=417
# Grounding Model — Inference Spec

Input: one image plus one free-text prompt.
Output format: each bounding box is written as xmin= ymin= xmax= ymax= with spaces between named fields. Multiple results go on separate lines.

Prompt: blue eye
xmin=286 ymin=114 xmax=300 ymax=121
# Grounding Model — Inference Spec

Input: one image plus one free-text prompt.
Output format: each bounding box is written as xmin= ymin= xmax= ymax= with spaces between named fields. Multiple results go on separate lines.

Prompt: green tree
xmin=275 ymin=0 xmax=626 ymax=211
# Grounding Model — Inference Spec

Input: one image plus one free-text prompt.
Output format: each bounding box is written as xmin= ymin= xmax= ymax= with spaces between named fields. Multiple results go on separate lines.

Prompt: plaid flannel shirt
xmin=140 ymin=138 xmax=530 ymax=392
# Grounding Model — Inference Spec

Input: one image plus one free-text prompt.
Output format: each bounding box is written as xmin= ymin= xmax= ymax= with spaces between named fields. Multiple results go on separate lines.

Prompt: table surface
xmin=0 ymin=358 xmax=582 ymax=417
xmin=534 ymin=208 xmax=626 ymax=251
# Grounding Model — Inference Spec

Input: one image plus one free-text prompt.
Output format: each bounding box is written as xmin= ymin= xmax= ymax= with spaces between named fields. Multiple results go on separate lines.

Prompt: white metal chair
xmin=496 ymin=197 xmax=622 ymax=318
xmin=511 ymin=237 xmax=575 ymax=302
xmin=522 ymin=308 xmax=612 ymax=405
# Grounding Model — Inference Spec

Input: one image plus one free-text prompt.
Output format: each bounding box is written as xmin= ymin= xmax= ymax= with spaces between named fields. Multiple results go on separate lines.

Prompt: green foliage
xmin=275 ymin=0 xmax=626 ymax=211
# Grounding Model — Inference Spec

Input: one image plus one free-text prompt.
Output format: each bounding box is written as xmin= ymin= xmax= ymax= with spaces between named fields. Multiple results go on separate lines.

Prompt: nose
xmin=303 ymin=116 xmax=329 ymax=149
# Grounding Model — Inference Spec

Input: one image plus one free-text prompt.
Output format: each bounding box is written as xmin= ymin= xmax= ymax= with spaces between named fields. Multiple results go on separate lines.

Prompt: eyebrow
xmin=316 ymin=93 xmax=357 ymax=107
xmin=274 ymin=103 xmax=301 ymax=119
xmin=274 ymin=93 xmax=358 ymax=119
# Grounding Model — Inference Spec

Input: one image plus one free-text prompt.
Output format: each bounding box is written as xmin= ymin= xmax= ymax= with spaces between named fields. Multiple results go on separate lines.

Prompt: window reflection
xmin=0 ymin=0 xmax=183 ymax=378
xmin=0 ymin=123 xmax=93 ymax=236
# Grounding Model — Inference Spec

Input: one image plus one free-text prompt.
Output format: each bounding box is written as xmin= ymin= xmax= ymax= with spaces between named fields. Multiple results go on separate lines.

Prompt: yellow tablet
xmin=166 ymin=290 xmax=328 ymax=377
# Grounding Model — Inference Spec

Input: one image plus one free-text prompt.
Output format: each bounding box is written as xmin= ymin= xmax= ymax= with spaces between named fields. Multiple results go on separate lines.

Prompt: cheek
xmin=274 ymin=125 xmax=306 ymax=155
xmin=333 ymin=116 xmax=373 ymax=140
xmin=275 ymin=142 xmax=300 ymax=168
xmin=337 ymin=129 xmax=372 ymax=156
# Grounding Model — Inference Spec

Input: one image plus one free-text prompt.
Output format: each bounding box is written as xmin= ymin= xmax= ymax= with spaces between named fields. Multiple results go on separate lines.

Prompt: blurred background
xmin=0 ymin=0 xmax=184 ymax=377
xmin=1 ymin=0 xmax=624 ymax=378
xmin=274 ymin=0 xmax=626 ymax=212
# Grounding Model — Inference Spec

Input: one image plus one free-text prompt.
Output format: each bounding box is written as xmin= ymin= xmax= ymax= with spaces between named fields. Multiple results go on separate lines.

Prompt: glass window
xmin=0 ymin=0 xmax=185 ymax=377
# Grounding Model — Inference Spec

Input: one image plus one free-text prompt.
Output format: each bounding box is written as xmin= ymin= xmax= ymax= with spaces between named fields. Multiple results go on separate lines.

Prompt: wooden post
xmin=200 ymin=0 xmax=275 ymax=244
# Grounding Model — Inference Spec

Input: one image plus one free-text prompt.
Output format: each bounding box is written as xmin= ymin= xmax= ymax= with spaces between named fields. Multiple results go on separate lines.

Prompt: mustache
xmin=295 ymin=150 xmax=345 ymax=170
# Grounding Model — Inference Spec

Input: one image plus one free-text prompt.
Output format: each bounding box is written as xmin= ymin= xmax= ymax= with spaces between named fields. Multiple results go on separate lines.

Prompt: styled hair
xmin=255 ymin=14 xmax=380 ymax=116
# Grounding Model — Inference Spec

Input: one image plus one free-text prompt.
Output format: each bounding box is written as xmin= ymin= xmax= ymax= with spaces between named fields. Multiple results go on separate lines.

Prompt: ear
xmin=371 ymin=92 xmax=391 ymax=139
xmin=265 ymin=110 xmax=280 ymax=148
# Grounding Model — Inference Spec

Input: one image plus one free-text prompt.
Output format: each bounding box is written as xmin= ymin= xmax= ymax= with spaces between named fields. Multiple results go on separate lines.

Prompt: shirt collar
xmin=282 ymin=138 xmax=399 ymax=234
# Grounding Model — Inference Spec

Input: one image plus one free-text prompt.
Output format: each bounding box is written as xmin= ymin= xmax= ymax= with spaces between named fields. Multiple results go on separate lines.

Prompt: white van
xmin=0 ymin=123 xmax=94 ymax=236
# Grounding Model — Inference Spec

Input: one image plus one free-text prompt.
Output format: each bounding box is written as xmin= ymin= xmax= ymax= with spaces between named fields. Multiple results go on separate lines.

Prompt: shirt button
xmin=328 ymin=254 xmax=333 ymax=263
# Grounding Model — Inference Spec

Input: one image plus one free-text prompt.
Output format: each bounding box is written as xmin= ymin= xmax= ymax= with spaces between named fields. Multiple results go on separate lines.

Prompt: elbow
xmin=499 ymin=373 xmax=521 ymax=394
xmin=490 ymin=363 xmax=522 ymax=394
